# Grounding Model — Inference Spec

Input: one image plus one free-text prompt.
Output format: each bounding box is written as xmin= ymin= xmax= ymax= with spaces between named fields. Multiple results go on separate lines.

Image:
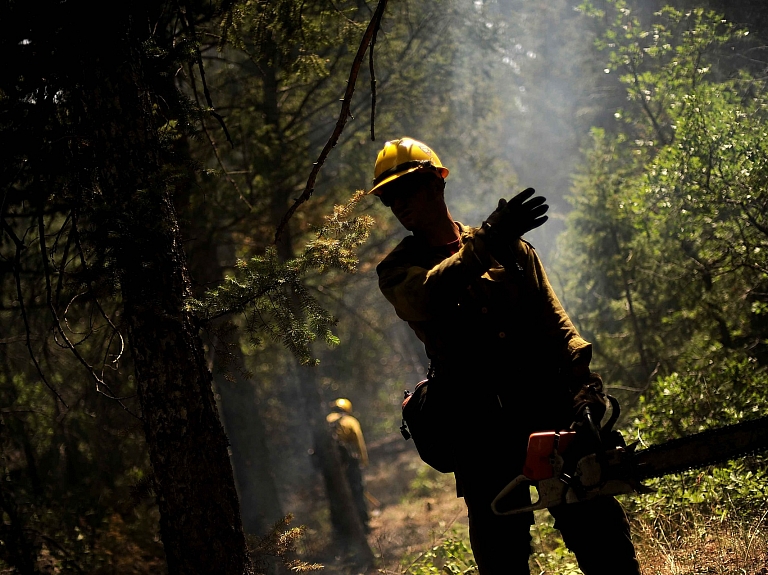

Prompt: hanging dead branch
xmin=37 ymin=213 xmax=139 ymax=417
xmin=369 ymin=12 xmax=380 ymax=141
xmin=274 ymin=0 xmax=389 ymax=243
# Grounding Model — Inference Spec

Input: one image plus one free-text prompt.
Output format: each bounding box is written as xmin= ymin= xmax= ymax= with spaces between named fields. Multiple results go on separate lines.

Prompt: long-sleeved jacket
xmin=326 ymin=412 xmax=369 ymax=466
xmin=379 ymin=223 xmax=589 ymax=365
xmin=377 ymin=222 xmax=603 ymax=497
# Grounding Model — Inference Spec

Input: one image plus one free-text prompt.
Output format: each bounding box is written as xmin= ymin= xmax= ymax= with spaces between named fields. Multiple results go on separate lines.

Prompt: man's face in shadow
xmin=379 ymin=172 xmax=446 ymax=234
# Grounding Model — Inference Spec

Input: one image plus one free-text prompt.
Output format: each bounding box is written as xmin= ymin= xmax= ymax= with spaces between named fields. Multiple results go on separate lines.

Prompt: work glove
xmin=571 ymin=372 xmax=608 ymax=427
xmin=567 ymin=373 xmax=609 ymax=467
xmin=480 ymin=188 xmax=549 ymax=246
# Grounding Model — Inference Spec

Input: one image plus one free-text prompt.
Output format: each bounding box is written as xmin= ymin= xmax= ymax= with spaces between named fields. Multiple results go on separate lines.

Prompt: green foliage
xmin=531 ymin=511 xmax=581 ymax=575
xmin=405 ymin=465 xmax=453 ymax=500
xmin=628 ymin=458 xmax=768 ymax=529
xmin=557 ymin=3 xmax=768 ymax=395
xmin=404 ymin=537 xmax=477 ymax=575
xmin=623 ymin=356 xmax=768 ymax=523
xmin=632 ymin=356 xmax=768 ymax=441
xmin=554 ymin=0 xmax=768 ymax=531
xmin=400 ymin=513 xmax=582 ymax=575
xmin=186 ymin=192 xmax=373 ymax=365
xmin=0 ymin=371 xmax=163 ymax=573
xmin=220 ymin=0 xmax=362 ymax=68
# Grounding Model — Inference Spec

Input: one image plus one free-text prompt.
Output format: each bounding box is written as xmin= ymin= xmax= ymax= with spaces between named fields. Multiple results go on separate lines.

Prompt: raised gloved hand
xmin=481 ymin=188 xmax=549 ymax=246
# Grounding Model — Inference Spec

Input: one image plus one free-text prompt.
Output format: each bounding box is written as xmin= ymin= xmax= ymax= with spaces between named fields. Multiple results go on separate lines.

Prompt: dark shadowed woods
xmin=2 ymin=0 xmax=768 ymax=574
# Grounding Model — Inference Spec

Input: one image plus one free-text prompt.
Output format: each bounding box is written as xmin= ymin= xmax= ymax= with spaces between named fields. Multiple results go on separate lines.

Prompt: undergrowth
xmin=405 ymin=465 xmax=453 ymax=501
xmin=402 ymin=537 xmax=477 ymax=575
xmin=398 ymin=473 xmax=768 ymax=575
xmin=530 ymin=510 xmax=581 ymax=575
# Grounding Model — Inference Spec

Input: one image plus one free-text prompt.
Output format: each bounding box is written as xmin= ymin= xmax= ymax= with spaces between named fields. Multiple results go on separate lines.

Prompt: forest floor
xmin=308 ymin=433 xmax=768 ymax=575
xmin=364 ymin=434 xmax=468 ymax=574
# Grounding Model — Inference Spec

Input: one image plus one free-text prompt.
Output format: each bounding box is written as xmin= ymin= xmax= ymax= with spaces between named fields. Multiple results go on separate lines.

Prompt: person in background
xmin=327 ymin=398 xmax=370 ymax=532
xmin=369 ymin=137 xmax=640 ymax=575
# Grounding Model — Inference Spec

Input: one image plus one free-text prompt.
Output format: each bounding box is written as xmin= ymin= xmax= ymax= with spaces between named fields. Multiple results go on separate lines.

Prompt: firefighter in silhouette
xmin=326 ymin=398 xmax=370 ymax=533
xmin=369 ymin=138 xmax=640 ymax=575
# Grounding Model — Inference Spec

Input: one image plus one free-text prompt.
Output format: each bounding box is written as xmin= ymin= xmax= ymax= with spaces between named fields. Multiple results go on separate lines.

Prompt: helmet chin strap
xmin=372 ymin=160 xmax=436 ymax=188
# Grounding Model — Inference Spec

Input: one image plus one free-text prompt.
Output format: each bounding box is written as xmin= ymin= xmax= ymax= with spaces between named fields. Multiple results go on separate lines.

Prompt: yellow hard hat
xmin=369 ymin=137 xmax=449 ymax=196
xmin=331 ymin=398 xmax=353 ymax=413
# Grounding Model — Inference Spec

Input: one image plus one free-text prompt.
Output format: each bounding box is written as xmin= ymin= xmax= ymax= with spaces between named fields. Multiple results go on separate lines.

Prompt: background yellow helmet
xmin=331 ymin=398 xmax=353 ymax=413
xmin=369 ymin=137 xmax=450 ymax=195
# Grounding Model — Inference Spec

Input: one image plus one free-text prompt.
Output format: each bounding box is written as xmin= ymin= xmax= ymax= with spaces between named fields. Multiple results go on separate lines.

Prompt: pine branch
xmin=247 ymin=515 xmax=324 ymax=574
xmin=188 ymin=192 xmax=373 ymax=364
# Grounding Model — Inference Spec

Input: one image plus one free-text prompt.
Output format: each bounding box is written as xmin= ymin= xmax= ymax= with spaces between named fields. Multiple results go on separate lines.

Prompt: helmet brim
xmin=368 ymin=165 xmax=449 ymax=196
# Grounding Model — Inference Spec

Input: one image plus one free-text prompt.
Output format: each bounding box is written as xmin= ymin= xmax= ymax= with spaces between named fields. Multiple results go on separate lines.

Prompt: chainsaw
xmin=491 ymin=396 xmax=768 ymax=515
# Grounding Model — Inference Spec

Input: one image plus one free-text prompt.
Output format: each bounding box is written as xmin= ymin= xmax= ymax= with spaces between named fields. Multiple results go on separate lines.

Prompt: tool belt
xmin=400 ymin=363 xmax=461 ymax=473
xmin=400 ymin=360 xmax=581 ymax=474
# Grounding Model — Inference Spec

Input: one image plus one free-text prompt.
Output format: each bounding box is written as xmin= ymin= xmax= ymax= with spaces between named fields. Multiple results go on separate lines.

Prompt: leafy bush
xmin=557 ymin=0 xmax=768 ymax=526
xmin=624 ymin=356 xmax=768 ymax=524
xmin=404 ymin=537 xmax=477 ymax=575
xmin=559 ymin=2 xmax=768 ymax=393
xmin=531 ymin=511 xmax=582 ymax=575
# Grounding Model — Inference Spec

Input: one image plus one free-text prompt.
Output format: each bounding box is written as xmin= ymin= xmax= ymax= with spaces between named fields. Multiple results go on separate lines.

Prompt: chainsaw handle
xmin=603 ymin=395 xmax=621 ymax=435
xmin=491 ymin=474 xmax=551 ymax=516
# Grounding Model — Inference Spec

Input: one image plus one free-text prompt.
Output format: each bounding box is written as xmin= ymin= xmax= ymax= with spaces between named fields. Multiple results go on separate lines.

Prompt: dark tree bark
xmin=65 ymin=10 xmax=251 ymax=575
xmin=0 ymin=468 xmax=40 ymax=574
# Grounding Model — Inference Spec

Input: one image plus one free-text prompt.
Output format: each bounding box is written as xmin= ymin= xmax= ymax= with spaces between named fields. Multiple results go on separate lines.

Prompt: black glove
xmin=481 ymin=188 xmax=549 ymax=246
xmin=571 ymin=372 xmax=608 ymax=425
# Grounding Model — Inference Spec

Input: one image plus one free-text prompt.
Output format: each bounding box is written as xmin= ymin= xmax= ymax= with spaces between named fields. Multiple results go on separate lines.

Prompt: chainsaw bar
xmin=631 ymin=414 xmax=768 ymax=480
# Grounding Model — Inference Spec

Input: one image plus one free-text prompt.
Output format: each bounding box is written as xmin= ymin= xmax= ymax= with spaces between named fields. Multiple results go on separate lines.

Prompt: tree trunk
xmin=216 ymin=366 xmax=285 ymax=536
xmin=71 ymin=14 xmax=250 ymax=575
xmin=177 ymin=155 xmax=286 ymax=540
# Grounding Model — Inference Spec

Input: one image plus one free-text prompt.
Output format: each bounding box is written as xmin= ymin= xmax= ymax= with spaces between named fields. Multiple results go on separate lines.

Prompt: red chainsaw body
xmin=522 ymin=431 xmax=577 ymax=480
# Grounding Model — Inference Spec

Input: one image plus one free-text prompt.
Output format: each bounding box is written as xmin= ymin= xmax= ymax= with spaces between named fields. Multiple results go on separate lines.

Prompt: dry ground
xmin=364 ymin=434 xmax=468 ymax=573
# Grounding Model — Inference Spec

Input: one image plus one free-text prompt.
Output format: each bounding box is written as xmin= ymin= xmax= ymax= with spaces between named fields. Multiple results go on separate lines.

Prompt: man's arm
xmin=377 ymin=230 xmax=493 ymax=322
xmin=378 ymin=189 xmax=548 ymax=322
xmin=523 ymin=242 xmax=608 ymax=418
xmin=524 ymin=243 xmax=591 ymax=367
